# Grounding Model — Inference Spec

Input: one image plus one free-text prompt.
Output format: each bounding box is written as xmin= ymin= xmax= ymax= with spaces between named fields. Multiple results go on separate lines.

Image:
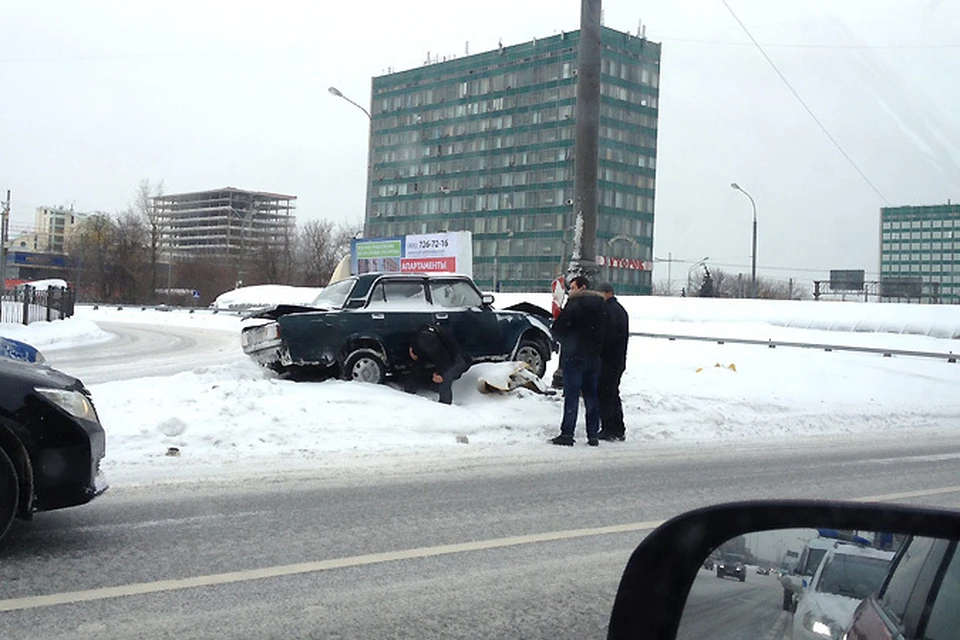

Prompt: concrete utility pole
xmin=0 ymin=190 xmax=10 ymax=296
xmin=569 ymin=0 xmax=602 ymax=281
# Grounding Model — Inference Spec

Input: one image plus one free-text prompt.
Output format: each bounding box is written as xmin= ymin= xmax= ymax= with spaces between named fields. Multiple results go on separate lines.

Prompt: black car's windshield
xmin=816 ymin=554 xmax=891 ymax=599
xmin=311 ymin=278 xmax=355 ymax=309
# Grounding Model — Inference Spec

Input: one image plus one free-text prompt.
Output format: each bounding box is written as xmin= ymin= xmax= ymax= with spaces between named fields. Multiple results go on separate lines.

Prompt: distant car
xmin=790 ymin=542 xmax=894 ymax=640
xmin=0 ymin=356 xmax=108 ymax=544
xmin=716 ymin=553 xmax=746 ymax=581
xmin=756 ymin=566 xmax=770 ymax=575
xmin=846 ymin=535 xmax=958 ymax=639
xmin=240 ymin=272 xmax=555 ymax=383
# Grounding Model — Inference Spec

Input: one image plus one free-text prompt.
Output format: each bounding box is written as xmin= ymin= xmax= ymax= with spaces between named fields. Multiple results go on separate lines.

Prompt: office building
xmin=365 ymin=26 xmax=660 ymax=293
xmin=880 ymin=202 xmax=960 ymax=303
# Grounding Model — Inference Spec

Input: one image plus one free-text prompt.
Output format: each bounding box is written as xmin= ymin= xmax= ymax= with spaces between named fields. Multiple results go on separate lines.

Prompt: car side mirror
xmin=606 ymin=500 xmax=960 ymax=639
xmin=481 ymin=293 xmax=494 ymax=306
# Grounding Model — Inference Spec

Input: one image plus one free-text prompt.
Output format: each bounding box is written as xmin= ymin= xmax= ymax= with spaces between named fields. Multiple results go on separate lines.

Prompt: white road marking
xmin=0 ymin=520 xmax=663 ymax=612
xmin=852 ymin=485 xmax=960 ymax=502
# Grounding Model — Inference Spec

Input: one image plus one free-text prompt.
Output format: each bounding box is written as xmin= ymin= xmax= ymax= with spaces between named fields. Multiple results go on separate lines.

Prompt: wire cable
xmin=720 ymin=0 xmax=889 ymax=204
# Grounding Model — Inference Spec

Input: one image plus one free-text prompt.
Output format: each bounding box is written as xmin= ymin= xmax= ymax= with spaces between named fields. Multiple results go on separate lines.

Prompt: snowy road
xmin=43 ymin=320 xmax=245 ymax=385
xmin=1 ymin=434 xmax=958 ymax=638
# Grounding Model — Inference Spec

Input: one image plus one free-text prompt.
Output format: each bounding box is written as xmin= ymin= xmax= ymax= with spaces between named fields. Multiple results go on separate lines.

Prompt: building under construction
xmin=152 ymin=187 xmax=297 ymax=268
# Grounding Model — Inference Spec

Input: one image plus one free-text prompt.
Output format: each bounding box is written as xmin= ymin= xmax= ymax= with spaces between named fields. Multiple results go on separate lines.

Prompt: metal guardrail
xmin=630 ymin=331 xmax=959 ymax=363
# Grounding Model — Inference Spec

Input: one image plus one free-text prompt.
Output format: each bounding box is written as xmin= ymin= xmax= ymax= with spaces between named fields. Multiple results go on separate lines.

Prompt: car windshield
xmin=310 ymin=278 xmax=356 ymax=309
xmin=816 ymin=554 xmax=891 ymax=600
xmin=722 ymin=553 xmax=744 ymax=564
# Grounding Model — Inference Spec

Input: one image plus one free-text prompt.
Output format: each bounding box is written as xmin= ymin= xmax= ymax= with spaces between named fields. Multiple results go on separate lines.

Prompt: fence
xmin=0 ymin=286 xmax=76 ymax=325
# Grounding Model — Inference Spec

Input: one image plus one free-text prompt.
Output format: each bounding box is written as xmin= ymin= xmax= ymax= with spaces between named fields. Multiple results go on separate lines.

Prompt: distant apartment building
xmin=36 ymin=205 xmax=88 ymax=253
xmin=364 ymin=26 xmax=660 ymax=294
xmin=880 ymin=202 xmax=960 ymax=303
xmin=151 ymin=187 xmax=297 ymax=266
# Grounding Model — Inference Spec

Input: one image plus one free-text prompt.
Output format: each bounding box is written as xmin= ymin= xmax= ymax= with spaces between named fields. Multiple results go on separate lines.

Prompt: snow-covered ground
xmin=2 ymin=293 xmax=960 ymax=487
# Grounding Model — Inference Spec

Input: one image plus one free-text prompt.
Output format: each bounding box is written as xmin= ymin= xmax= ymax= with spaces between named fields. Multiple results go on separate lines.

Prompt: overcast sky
xmin=2 ymin=1 xmax=958 ymax=288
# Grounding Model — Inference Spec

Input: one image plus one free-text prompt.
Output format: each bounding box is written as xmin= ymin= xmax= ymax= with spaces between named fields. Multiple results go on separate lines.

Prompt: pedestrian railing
xmin=0 ymin=286 xmax=76 ymax=325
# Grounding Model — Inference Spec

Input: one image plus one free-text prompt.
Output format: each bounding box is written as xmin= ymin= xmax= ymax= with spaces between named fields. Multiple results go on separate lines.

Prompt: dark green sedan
xmin=241 ymin=272 xmax=555 ymax=384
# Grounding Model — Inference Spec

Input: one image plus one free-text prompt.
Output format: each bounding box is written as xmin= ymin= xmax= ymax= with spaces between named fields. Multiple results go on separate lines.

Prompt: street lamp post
xmin=686 ymin=256 xmax=709 ymax=296
xmin=730 ymin=183 xmax=758 ymax=298
xmin=329 ymin=86 xmax=373 ymax=229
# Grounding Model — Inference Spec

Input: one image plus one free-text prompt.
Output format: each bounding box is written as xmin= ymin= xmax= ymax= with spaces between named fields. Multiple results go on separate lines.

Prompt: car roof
xmin=825 ymin=543 xmax=896 ymax=561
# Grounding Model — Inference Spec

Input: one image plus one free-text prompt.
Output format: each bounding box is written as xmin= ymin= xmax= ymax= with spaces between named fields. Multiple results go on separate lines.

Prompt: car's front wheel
xmin=0 ymin=447 xmax=19 ymax=544
xmin=341 ymin=349 xmax=387 ymax=384
xmin=515 ymin=339 xmax=548 ymax=378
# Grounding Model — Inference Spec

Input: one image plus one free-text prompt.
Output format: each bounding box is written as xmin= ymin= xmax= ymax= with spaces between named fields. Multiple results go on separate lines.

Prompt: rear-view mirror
xmin=606 ymin=500 xmax=960 ymax=640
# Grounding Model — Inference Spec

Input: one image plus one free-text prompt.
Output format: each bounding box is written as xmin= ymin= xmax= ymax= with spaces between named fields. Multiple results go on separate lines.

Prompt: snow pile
xmin=211 ymin=284 xmax=324 ymax=311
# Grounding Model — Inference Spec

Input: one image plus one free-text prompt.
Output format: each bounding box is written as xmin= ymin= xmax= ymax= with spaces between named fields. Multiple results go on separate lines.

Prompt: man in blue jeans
xmin=549 ymin=275 xmax=606 ymax=446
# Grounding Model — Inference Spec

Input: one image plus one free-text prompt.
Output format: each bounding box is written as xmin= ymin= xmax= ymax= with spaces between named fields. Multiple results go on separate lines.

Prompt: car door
xmin=427 ymin=279 xmax=501 ymax=361
xmin=365 ymin=278 xmax=433 ymax=368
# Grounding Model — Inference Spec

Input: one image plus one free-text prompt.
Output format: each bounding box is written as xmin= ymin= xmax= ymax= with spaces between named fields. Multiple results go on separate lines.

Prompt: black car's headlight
xmin=35 ymin=388 xmax=98 ymax=421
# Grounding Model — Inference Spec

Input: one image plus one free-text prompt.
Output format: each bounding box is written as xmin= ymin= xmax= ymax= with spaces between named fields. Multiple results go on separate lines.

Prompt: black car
xmin=0 ymin=355 xmax=108 ymax=544
xmin=241 ymin=272 xmax=555 ymax=383
xmin=716 ymin=552 xmax=747 ymax=581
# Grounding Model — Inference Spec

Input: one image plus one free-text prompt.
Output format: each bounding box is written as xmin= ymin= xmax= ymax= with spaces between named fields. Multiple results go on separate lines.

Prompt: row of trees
xmin=676 ymin=267 xmax=808 ymax=300
xmin=65 ymin=181 xmax=360 ymax=305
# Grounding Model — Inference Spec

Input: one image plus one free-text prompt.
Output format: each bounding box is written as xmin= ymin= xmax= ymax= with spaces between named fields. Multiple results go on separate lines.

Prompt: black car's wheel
xmin=716 ymin=570 xmax=723 ymax=578
xmin=739 ymin=575 xmax=745 ymax=582
xmin=0 ymin=447 xmax=19 ymax=544
xmin=515 ymin=339 xmax=548 ymax=378
xmin=341 ymin=349 xmax=387 ymax=384
xmin=781 ymin=589 xmax=792 ymax=611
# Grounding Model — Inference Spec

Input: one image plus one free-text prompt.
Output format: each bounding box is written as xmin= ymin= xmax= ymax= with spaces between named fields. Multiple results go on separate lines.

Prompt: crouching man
xmin=408 ymin=323 xmax=470 ymax=405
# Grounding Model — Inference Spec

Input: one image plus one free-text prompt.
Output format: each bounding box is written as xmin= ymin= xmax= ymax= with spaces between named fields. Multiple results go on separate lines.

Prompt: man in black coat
xmin=596 ymin=282 xmax=629 ymax=441
xmin=549 ymin=275 xmax=606 ymax=446
xmin=409 ymin=323 xmax=470 ymax=405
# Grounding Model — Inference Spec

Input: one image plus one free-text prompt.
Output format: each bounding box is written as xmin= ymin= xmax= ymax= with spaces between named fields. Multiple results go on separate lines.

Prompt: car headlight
xmin=35 ymin=388 xmax=98 ymax=421
xmin=802 ymin=611 xmax=841 ymax=639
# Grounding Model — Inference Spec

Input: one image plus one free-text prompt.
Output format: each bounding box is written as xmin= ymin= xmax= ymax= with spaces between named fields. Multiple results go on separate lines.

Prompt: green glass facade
xmin=880 ymin=203 xmax=960 ymax=303
xmin=365 ymin=27 xmax=660 ymax=294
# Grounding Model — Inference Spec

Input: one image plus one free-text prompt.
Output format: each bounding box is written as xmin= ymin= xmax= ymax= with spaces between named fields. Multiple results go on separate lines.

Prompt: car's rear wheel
xmin=515 ymin=339 xmax=548 ymax=378
xmin=781 ymin=589 xmax=791 ymax=610
xmin=342 ymin=349 xmax=387 ymax=384
xmin=0 ymin=447 xmax=19 ymax=544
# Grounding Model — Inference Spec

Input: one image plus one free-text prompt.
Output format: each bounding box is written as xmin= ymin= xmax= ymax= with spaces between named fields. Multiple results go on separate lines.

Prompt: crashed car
xmin=0 ymin=354 xmax=108 ymax=544
xmin=241 ymin=272 xmax=555 ymax=383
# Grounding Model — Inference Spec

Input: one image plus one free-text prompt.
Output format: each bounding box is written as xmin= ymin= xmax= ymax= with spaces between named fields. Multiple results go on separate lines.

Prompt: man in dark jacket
xmin=549 ymin=275 xmax=606 ymax=446
xmin=596 ymin=282 xmax=629 ymax=441
xmin=409 ymin=323 xmax=470 ymax=405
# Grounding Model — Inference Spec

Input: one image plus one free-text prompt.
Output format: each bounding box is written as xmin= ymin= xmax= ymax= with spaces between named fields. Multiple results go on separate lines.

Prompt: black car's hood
xmin=0 ymin=357 xmax=85 ymax=391
xmin=243 ymin=303 xmax=332 ymax=321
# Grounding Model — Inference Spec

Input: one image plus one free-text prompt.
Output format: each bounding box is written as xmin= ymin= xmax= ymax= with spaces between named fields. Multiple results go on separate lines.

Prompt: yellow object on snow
xmin=695 ymin=363 xmax=737 ymax=373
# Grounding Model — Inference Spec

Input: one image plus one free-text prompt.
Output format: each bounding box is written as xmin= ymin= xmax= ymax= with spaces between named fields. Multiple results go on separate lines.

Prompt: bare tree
xmin=111 ymin=209 xmax=149 ymax=300
xmin=133 ymin=179 xmax=165 ymax=302
xmin=295 ymin=220 xmax=358 ymax=286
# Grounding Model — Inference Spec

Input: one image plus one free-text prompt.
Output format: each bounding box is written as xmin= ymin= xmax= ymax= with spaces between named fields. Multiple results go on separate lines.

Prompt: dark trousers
xmin=437 ymin=357 xmax=470 ymax=405
xmin=598 ymin=365 xmax=625 ymax=436
xmin=559 ymin=355 xmax=601 ymax=439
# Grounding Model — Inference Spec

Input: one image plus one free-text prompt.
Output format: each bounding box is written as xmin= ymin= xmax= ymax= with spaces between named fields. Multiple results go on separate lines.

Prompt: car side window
xmin=921 ymin=544 xmax=959 ymax=640
xmin=429 ymin=281 xmax=481 ymax=308
xmin=367 ymin=281 xmax=429 ymax=309
xmin=880 ymin=536 xmax=936 ymax=622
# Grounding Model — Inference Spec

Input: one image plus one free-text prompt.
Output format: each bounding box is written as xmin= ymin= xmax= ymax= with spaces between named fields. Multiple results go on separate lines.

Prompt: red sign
xmin=596 ymin=256 xmax=652 ymax=271
xmin=400 ymin=257 xmax=457 ymax=273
